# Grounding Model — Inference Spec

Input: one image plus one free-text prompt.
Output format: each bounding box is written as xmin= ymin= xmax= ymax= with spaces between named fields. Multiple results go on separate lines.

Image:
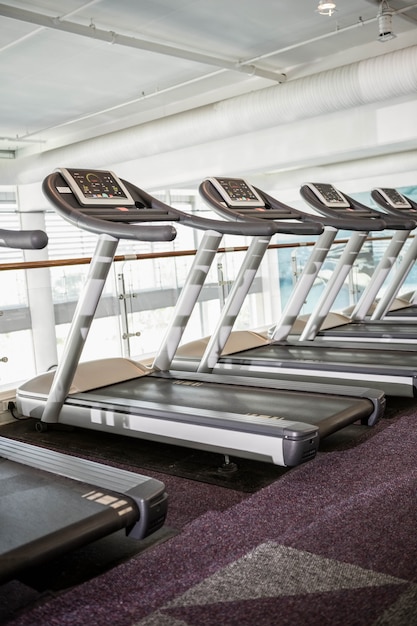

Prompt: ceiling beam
xmin=0 ymin=3 xmax=286 ymax=83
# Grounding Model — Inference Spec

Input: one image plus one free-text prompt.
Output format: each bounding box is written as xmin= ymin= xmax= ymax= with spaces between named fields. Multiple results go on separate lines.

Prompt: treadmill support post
xmin=300 ymin=231 xmax=368 ymax=341
xmin=197 ymin=235 xmax=271 ymax=373
xmin=271 ymin=228 xmax=337 ymax=342
xmin=41 ymin=234 xmax=119 ymax=424
xmin=372 ymin=236 xmax=417 ymax=319
xmin=350 ymin=229 xmax=411 ymax=321
xmin=153 ymin=230 xmax=223 ymax=371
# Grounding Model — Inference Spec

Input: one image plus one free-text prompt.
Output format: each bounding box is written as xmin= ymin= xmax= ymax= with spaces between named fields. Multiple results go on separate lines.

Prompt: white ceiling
xmin=0 ymin=0 xmax=416 ymax=158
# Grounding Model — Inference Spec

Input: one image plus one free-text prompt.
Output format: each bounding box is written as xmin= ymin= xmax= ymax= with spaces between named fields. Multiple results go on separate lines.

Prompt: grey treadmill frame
xmin=294 ymin=185 xmax=417 ymax=343
xmin=187 ymin=177 xmax=417 ymax=397
xmin=15 ymin=170 xmax=387 ymax=466
xmin=369 ymin=189 xmax=417 ymax=320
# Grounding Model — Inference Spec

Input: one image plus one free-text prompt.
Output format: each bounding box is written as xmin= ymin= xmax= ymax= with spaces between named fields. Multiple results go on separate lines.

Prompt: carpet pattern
xmin=137 ymin=543 xmax=411 ymax=626
xmin=2 ymin=400 xmax=417 ymax=625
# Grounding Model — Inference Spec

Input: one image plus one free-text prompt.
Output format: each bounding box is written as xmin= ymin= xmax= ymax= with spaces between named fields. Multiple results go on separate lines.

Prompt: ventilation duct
xmin=1 ymin=44 xmax=417 ymax=186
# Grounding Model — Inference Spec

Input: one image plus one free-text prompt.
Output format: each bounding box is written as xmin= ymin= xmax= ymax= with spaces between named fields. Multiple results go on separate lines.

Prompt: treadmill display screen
xmin=305 ymin=183 xmax=350 ymax=208
xmin=59 ymin=168 xmax=134 ymax=206
xmin=374 ymin=188 xmax=412 ymax=210
xmin=208 ymin=177 xmax=265 ymax=208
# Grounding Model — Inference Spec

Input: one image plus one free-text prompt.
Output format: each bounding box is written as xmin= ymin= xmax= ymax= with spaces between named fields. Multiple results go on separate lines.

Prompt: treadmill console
xmin=44 ymin=169 xmax=178 ymax=242
xmin=201 ymin=177 xmax=324 ymax=228
xmin=304 ymin=183 xmax=350 ymax=208
xmin=373 ymin=188 xmax=412 ymax=210
xmin=59 ymin=168 xmax=134 ymax=206
xmin=208 ymin=177 xmax=265 ymax=208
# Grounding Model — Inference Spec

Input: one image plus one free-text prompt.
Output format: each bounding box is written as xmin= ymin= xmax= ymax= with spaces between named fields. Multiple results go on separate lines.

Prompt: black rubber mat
xmin=0 ymin=417 xmax=290 ymax=492
xmin=2 ymin=395 xmax=412 ymax=492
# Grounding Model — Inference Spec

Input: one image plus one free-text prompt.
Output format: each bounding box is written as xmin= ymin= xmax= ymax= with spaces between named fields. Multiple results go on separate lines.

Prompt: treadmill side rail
xmin=126 ymin=479 xmax=169 ymax=539
xmin=282 ymin=428 xmax=318 ymax=466
xmin=0 ymin=437 xmax=167 ymax=540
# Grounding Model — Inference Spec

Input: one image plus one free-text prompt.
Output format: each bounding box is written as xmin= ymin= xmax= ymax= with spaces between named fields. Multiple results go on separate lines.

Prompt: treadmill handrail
xmin=341 ymin=191 xmax=416 ymax=231
xmin=371 ymin=188 xmax=417 ymax=219
xmin=300 ymin=185 xmax=415 ymax=232
xmin=0 ymin=228 xmax=48 ymax=250
xmin=199 ymin=179 xmax=385 ymax=233
xmin=43 ymin=173 xmax=177 ymax=242
xmin=198 ymin=180 xmax=323 ymax=236
xmin=259 ymin=187 xmax=386 ymax=232
xmin=129 ymin=183 xmax=277 ymax=237
xmin=47 ymin=170 xmax=320 ymax=239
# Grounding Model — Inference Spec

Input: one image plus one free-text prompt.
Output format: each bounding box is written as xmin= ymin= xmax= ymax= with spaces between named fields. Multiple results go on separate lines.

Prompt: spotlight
xmin=316 ymin=1 xmax=337 ymax=16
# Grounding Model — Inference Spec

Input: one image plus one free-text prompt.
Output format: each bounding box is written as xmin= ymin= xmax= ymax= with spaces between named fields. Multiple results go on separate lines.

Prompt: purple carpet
xmin=2 ymin=403 xmax=417 ymax=625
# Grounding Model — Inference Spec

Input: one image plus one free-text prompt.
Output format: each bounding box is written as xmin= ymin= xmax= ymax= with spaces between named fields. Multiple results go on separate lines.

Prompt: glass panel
xmin=0 ymin=330 xmax=35 ymax=392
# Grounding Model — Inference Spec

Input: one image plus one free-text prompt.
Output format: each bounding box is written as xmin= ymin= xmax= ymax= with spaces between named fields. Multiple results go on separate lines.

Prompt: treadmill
xmin=366 ymin=187 xmax=417 ymax=321
xmin=15 ymin=168 xmax=387 ymax=468
xmin=0 ymin=227 xmax=167 ymax=585
xmin=290 ymin=182 xmax=417 ymax=344
xmin=177 ymin=176 xmax=417 ymax=397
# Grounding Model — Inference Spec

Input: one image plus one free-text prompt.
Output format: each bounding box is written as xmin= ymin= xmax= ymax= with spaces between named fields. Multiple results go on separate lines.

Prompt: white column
xmin=17 ymin=183 xmax=58 ymax=373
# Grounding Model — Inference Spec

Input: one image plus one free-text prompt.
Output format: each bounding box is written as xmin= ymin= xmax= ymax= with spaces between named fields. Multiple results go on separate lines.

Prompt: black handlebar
xmin=43 ymin=174 xmax=177 ymax=243
xmin=199 ymin=180 xmax=323 ymax=236
xmin=44 ymin=170 xmax=317 ymax=239
xmin=371 ymin=189 xmax=417 ymax=220
xmin=256 ymin=187 xmax=383 ymax=233
xmin=299 ymin=186 xmax=388 ymax=232
xmin=127 ymin=182 xmax=281 ymax=237
xmin=199 ymin=178 xmax=387 ymax=234
xmin=0 ymin=228 xmax=48 ymax=250
xmin=300 ymin=185 xmax=416 ymax=232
